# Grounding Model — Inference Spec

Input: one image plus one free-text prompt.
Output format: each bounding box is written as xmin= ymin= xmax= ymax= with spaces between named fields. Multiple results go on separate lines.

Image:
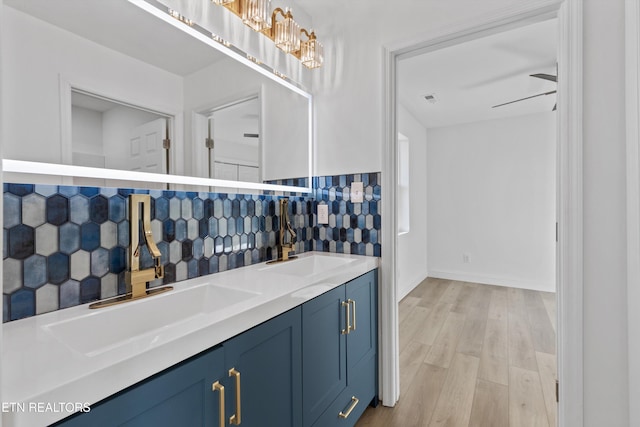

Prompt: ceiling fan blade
xmin=553 ymin=103 xmax=557 ymax=111
xmin=492 ymin=90 xmax=557 ymax=108
xmin=530 ymin=73 xmax=557 ymax=82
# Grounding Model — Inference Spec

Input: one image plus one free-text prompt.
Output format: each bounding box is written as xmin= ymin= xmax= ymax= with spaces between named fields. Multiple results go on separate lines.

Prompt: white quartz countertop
xmin=2 ymin=252 xmax=379 ymax=427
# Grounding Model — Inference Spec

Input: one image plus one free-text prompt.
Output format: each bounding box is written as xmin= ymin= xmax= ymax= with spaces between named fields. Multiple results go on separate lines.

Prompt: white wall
xmin=309 ymin=0 xmax=548 ymax=176
xmin=397 ymin=104 xmax=428 ymax=299
xmin=426 ymin=112 xmax=556 ymax=292
xmin=71 ymin=107 xmax=103 ymax=156
xmin=1 ymin=6 xmax=183 ymax=182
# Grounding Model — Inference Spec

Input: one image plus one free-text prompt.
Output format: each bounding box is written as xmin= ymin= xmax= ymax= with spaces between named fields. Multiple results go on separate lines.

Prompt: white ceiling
xmin=6 ymin=0 xmax=557 ymax=130
xmin=398 ymin=19 xmax=558 ymax=129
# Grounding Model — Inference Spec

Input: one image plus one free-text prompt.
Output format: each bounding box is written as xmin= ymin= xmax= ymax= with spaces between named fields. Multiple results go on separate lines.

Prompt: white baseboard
xmin=427 ymin=269 xmax=556 ymax=293
xmin=398 ymin=271 xmax=429 ymax=300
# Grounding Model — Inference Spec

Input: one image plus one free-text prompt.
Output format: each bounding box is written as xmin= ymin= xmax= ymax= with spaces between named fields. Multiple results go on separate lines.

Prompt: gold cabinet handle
xmin=348 ymin=299 xmax=356 ymax=332
xmin=229 ymin=368 xmax=242 ymax=425
xmin=338 ymin=396 xmax=359 ymax=419
xmin=341 ymin=300 xmax=351 ymax=335
xmin=212 ymin=381 xmax=225 ymax=427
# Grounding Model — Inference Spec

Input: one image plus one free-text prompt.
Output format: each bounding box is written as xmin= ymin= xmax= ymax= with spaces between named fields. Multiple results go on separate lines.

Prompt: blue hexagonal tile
xmin=35 ymin=184 xmax=57 ymax=197
xmin=80 ymin=187 xmax=100 ymax=198
xmin=175 ymin=219 xmax=187 ymax=241
xmin=108 ymin=196 xmax=126 ymax=223
xmin=24 ymin=255 xmax=47 ymax=289
xmin=154 ymin=197 xmax=169 ymax=221
xmin=179 ymin=198 xmax=192 ymax=220
xmin=192 ymin=198 xmax=204 ymax=220
xmin=47 ymin=252 xmax=70 ymax=284
xmin=7 ymin=183 xmax=34 ymax=197
xmin=118 ymin=221 xmax=129 ymax=247
xmin=223 ymin=199 xmax=232 ymax=218
xmin=60 ymin=280 xmax=80 ymax=308
xmin=21 ymin=194 xmax=46 ymax=228
xmin=109 ymin=247 xmax=126 ymax=274
xmin=70 ymin=195 xmax=90 ymax=225
xmin=89 ymin=195 xmax=109 ymax=224
xmin=46 ymin=194 xmax=69 ymax=225
xmin=80 ymin=222 xmax=100 ymax=251
xmin=80 ymin=276 xmax=100 ymax=303
xmin=187 ymin=259 xmax=198 ymax=279
xmin=90 ymin=247 xmax=110 ymax=278
xmin=8 ymin=224 xmax=34 ymax=259
xmin=58 ymin=185 xmax=78 ymax=197
xmin=163 ymin=219 xmax=175 ymax=242
xmin=59 ymin=222 xmax=80 ymax=254
xmin=193 ymin=238 xmax=204 ymax=259
xmin=168 ymin=197 xmax=180 ymax=220
xmin=4 ymin=193 xmax=21 ymax=228
xmin=10 ymin=289 xmax=35 ymax=321
xmin=163 ymin=263 xmax=176 ymax=285
xmin=181 ymin=240 xmax=193 ymax=261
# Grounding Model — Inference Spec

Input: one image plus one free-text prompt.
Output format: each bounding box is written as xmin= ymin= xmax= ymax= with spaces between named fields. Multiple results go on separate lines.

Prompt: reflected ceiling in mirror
xmin=1 ymin=0 xmax=312 ymax=193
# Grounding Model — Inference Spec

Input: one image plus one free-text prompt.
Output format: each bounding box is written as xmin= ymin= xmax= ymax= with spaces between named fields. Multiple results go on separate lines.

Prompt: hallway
xmin=356 ymin=278 xmax=556 ymax=426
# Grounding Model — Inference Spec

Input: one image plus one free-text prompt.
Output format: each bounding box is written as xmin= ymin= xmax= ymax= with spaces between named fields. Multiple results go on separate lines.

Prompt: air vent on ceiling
xmin=423 ymin=93 xmax=438 ymax=104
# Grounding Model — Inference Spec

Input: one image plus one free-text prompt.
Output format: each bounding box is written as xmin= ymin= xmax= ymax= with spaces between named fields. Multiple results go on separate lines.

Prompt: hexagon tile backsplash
xmin=2 ymin=172 xmax=381 ymax=322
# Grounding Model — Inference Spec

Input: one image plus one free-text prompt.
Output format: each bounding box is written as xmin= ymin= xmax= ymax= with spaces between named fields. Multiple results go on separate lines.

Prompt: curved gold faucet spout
xmin=90 ymin=194 xmax=169 ymax=309
xmin=274 ymin=198 xmax=297 ymax=262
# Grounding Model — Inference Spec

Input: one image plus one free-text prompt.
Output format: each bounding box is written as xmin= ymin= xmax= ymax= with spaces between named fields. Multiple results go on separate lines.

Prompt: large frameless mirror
xmin=1 ymin=0 xmax=312 ymax=192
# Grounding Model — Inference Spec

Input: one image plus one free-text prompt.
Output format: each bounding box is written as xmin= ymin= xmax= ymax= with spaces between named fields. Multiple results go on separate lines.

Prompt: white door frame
xmin=381 ymin=1 xmax=584 ymax=425
xmin=625 ymin=1 xmax=640 ymax=425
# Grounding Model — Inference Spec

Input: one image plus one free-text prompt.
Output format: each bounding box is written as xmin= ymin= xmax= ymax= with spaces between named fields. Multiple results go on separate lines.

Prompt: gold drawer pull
xmin=341 ymin=300 xmax=351 ymax=335
xmin=229 ymin=368 xmax=242 ymax=425
xmin=212 ymin=381 xmax=225 ymax=427
xmin=348 ymin=299 xmax=356 ymax=332
xmin=338 ymin=396 xmax=359 ymax=419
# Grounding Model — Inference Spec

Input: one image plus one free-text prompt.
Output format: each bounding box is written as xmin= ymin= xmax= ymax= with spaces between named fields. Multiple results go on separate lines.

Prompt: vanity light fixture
xmin=300 ymin=29 xmax=323 ymax=69
xmin=242 ymin=0 xmax=272 ymax=32
xmin=212 ymin=0 xmax=323 ymax=69
xmin=273 ymin=8 xmax=300 ymax=53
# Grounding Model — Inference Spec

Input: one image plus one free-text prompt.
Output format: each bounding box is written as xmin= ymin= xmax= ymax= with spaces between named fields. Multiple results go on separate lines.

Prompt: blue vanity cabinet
xmin=51 ymin=268 xmax=375 ymax=427
xmin=222 ymin=306 xmax=303 ymax=427
xmin=301 ymin=284 xmax=348 ymax=425
xmin=302 ymin=269 xmax=378 ymax=427
xmin=53 ymin=345 xmax=226 ymax=427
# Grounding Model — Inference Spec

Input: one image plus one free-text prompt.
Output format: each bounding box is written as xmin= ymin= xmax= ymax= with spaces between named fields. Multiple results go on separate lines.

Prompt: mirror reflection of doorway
xmin=204 ymin=96 xmax=261 ymax=183
xmin=70 ymin=90 xmax=172 ymax=188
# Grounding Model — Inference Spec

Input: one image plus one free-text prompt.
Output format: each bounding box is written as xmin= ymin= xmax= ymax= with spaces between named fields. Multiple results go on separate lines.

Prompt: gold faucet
xmin=89 ymin=194 xmax=171 ymax=309
xmin=269 ymin=198 xmax=297 ymax=263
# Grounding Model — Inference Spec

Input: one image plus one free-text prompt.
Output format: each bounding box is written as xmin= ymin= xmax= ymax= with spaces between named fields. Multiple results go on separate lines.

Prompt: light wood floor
xmin=355 ymin=277 xmax=557 ymax=427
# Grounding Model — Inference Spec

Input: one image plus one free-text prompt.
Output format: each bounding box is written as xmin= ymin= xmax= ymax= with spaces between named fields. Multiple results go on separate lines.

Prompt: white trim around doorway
xmin=625 ymin=1 xmax=640 ymax=425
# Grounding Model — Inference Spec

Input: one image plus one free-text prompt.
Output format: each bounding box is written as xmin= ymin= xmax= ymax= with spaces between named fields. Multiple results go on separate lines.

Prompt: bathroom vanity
xmin=2 ymin=253 xmax=379 ymax=427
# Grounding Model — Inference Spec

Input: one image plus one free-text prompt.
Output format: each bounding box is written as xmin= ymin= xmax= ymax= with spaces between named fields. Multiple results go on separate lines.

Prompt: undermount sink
xmin=43 ymin=285 xmax=259 ymax=357
xmin=259 ymin=255 xmax=357 ymax=277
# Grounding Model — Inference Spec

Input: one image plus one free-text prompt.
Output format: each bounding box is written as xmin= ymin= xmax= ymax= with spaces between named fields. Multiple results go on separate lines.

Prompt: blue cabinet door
xmin=302 ymin=284 xmax=347 ymax=427
xmin=223 ymin=307 xmax=302 ymax=427
xmin=346 ymin=269 xmax=377 ymax=380
xmin=303 ymin=269 xmax=378 ymax=427
xmin=53 ymin=346 xmax=226 ymax=427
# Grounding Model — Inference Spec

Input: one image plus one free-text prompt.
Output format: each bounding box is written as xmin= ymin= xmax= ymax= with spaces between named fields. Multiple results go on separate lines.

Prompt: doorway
xmin=65 ymin=88 xmax=175 ymax=189
xmin=364 ymin=18 xmax=559 ymax=426
xmin=377 ymin=2 xmax=583 ymax=426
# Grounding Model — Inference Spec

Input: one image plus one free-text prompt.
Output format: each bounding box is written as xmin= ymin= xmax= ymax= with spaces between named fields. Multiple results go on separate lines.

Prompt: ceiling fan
xmin=492 ymin=73 xmax=557 ymax=111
